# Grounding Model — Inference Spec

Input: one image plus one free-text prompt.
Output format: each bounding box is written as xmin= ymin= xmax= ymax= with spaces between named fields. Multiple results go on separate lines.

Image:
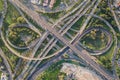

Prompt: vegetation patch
xmin=8 ymin=27 xmax=39 ymax=47
xmin=36 ymin=61 xmax=66 ymax=80
xmin=115 ymin=49 xmax=120 ymax=78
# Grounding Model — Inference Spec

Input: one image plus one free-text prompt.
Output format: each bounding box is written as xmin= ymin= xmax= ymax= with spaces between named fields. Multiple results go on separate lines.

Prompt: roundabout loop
xmin=78 ymin=27 xmax=113 ymax=55
xmin=83 ymin=14 xmax=117 ymax=55
xmin=84 ymin=14 xmax=118 ymax=80
xmin=6 ymin=24 xmax=40 ymax=50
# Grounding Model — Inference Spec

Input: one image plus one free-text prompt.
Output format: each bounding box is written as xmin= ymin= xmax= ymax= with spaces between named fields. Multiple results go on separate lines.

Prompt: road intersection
xmin=0 ymin=0 xmax=119 ymax=80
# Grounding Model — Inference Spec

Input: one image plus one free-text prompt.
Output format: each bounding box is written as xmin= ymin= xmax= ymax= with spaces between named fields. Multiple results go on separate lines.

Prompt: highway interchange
xmin=0 ymin=0 xmax=120 ymax=80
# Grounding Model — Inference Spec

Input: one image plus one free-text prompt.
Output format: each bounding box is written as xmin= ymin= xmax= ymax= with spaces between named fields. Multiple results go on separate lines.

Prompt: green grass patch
xmin=0 ymin=0 xmax=4 ymax=12
xmin=71 ymin=16 xmax=86 ymax=30
xmin=96 ymin=42 xmax=115 ymax=71
xmin=80 ymin=29 xmax=108 ymax=51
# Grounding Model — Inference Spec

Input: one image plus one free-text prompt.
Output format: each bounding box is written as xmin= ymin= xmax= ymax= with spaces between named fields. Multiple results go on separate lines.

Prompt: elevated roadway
xmin=16 ymin=0 xmax=98 ymax=79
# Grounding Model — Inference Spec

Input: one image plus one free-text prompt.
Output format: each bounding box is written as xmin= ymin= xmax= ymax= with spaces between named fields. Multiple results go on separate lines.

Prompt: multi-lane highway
xmin=0 ymin=49 xmax=13 ymax=80
xmin=108 ymin=0 xmax=120 ymax=32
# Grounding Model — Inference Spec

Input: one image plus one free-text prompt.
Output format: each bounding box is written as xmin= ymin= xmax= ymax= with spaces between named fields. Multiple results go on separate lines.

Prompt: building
xmin=42 ymin=0 xmax=56 ymax=8
xmin=31 ymin=0 xmax=41 ymax=4
xmin=117 ymin=2 xmax=120 ymax=6
xmin=114 ymin=0 xmax=120 ymax=8
xmin=43 ymin=0 xmax=49 ymax=7
xmin=1 ymin=73 xmax=8 ymax=80
xmin=49 ymin=0 xmax=56 ymax=8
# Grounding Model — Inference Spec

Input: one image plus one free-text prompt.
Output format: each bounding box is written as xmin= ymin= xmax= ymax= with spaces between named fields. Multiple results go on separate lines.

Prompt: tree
xmin=17 ymin=17 xmax=26 ymax=23
xmin=0 ymin=57 xmax=2 ymax=63
xmin=9 ymin=23 xmax=17 ymax=28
